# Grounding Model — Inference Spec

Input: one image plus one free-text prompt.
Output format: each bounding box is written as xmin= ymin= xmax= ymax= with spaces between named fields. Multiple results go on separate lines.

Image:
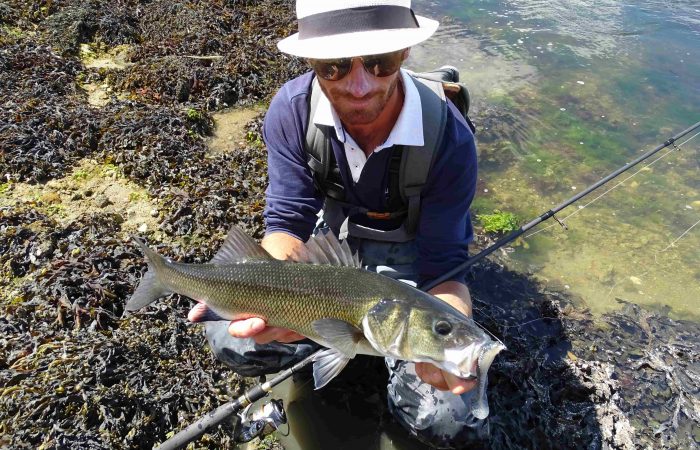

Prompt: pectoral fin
xmin=312 ymin=348 xmax=351 ymax=389
xmin=311 ymin=318 xmax=363 ymax=358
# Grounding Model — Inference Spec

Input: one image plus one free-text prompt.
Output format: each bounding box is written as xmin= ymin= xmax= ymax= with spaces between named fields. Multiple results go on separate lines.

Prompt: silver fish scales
xmin=126 ymin=225 xmax=504 ymax=419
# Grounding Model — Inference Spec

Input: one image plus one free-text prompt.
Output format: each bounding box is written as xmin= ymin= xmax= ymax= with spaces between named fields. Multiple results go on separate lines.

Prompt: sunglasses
xmin=308 ymin=49 xmax=406 ymax=81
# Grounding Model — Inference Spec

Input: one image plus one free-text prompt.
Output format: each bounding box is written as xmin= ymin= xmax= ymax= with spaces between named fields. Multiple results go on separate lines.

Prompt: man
xmin=196 ymin=1 xmax=484 ymax=447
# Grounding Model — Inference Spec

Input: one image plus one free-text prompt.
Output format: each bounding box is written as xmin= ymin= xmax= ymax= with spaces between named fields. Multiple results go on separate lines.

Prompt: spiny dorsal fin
xmin=305 ymin=230 xmax=361 ymax=268
xmin=305 ymin=236 xmax=331 ymax=265
xmin=209 ymin=225 xmax=272 ymax=264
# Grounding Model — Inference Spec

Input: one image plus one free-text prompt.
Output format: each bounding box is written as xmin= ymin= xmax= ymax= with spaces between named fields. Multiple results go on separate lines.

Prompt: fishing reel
xmin=234 ymin=398 xmax=288 ymax=443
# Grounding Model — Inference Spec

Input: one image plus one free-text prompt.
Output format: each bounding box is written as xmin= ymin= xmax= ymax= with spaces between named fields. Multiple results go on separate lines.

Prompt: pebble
xmin=629 ymin=276 xmax=642 ymax=285
xmin=577 ymin=81 xmax=585 ymax=85
xmin=150 ymin=208 xmax=159 ymax=217
xmin=138 ymin=223 xmax=148 ymax=232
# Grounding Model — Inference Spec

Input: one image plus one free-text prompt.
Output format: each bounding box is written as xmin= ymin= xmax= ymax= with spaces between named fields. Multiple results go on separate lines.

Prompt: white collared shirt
xmin=312 ymin=69 xmax=424 ymax=183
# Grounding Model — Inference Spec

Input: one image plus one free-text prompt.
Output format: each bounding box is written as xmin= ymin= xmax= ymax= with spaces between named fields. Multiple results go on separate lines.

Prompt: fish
xmin=126 ymin=225 xmax=505 ymax=419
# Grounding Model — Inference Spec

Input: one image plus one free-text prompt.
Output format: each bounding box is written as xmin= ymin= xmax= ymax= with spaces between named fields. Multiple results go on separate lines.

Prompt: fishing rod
xmin=155 ymin=352 xmax=315 ymax=450
xmin=422 ymin=120 xmax=700 ymax=292
xmin=158 ymin=121 xmax=699 ymax=449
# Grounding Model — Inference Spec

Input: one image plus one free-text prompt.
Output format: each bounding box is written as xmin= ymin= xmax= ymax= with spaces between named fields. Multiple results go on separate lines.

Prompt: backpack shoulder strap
xmin=305 ymin=77 xmax=335 ymax=194
xmin=399 ymin=74 xmax=449 ymax=234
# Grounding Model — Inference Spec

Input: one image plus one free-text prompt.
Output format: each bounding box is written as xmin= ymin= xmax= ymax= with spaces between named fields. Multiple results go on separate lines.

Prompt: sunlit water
xmin=410 ymin=0 xmax=700 ymax=320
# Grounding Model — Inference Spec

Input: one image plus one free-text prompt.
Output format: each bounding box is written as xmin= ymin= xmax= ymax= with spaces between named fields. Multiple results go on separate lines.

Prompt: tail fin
xmin=126 ymin=239 xmax=173 ymax=311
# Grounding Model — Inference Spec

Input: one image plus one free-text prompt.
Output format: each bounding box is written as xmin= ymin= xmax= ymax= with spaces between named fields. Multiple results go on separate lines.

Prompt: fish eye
xmin=433 ymin=319 xmax=453 ymax=336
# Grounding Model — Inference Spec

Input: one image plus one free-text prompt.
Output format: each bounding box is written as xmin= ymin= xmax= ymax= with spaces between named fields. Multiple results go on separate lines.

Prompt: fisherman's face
xmin=309 ymin=49 xmax=410 ymax=126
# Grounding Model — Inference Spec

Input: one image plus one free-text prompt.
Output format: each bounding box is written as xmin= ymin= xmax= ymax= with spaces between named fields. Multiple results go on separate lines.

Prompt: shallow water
xmin=410 ymin=0 xmax=700 ymax=320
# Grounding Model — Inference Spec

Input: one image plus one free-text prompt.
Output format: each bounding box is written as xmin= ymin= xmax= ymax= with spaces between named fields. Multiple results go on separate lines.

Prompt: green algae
xmin=476 ymin=210 xmax=519 ymax=234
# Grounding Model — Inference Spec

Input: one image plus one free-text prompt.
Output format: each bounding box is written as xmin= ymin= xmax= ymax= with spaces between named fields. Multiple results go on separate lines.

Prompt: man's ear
xmin=402 ymin=48 xmax=411 ymax=61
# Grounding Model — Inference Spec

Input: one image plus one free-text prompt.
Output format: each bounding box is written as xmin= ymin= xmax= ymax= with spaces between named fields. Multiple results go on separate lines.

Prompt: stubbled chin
xmin=337 ymin=109 xmax=380 ymax=126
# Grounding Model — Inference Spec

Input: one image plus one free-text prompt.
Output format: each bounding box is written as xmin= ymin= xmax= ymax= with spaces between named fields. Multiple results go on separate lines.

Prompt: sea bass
xmin=126 ymin=226 xmax=504 ymax=419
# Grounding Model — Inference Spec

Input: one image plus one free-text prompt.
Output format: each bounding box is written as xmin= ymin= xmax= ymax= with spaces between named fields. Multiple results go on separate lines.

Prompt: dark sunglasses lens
xmin=310 ymin=58 xmax=352 ymax=81
xmin=363 ymin=51 xmax=403 ymax=77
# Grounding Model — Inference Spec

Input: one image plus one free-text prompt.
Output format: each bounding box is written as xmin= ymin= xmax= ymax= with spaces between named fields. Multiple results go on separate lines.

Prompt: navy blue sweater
xmin=262 ymin=71 xmax=478 ymax=285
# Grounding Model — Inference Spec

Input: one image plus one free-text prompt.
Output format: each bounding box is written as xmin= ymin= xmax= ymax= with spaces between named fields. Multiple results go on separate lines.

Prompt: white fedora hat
xmin=277 ymin=0 xmax=439 ymax=59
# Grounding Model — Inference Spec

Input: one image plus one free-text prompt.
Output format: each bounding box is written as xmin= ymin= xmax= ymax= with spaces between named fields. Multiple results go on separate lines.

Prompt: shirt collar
xmin=312 ymin=68 xmax=424 ymax=150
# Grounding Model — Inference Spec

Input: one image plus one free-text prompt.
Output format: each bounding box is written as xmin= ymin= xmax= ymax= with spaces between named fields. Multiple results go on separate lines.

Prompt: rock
xmin=40 ymin=192 xmax=62 ymax=204
xmin=95 ymin=194 xmax=111 ymax=208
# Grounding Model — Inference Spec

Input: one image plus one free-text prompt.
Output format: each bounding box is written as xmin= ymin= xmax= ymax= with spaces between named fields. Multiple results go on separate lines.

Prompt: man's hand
xmin=186 ymin=231 xmax=309 ymax=344
xmin=416 ymin=280 xmax=478 ymax=394
xmin=187 ymin=303 xmax=305 ymax=344
xmin=415 ymin=362 xmax=478 ymax=394
xmin=227 ymin=317 xmax=305 ymax=344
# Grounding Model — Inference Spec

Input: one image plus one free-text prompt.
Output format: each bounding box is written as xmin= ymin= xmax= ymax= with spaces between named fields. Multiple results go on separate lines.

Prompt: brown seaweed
xmin=0 ymin=0 xmax=697 ymax=448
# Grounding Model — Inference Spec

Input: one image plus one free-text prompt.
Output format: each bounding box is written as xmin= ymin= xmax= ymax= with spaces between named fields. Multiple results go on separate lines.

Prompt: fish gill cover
xmin=0 ymin=0 xmax=697 ymax=449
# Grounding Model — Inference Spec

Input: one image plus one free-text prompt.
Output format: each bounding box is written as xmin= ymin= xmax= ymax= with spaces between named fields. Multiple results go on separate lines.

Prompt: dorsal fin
xmin=209 ymin=225 xmax=272 ymax=264
xmin=305 ymin=237 xmax=331 ymax=265
xmin=305 ymin=230 xmax=361 ymax=268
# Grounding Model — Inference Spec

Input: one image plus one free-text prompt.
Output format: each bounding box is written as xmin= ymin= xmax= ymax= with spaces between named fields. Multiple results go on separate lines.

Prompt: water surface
xmin=411 ymin=0 xmax=700 ymax=320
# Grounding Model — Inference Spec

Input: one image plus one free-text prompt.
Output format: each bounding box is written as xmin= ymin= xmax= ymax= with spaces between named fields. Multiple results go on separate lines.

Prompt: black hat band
xmin=298 ymin=6 xmax=419 ymax=40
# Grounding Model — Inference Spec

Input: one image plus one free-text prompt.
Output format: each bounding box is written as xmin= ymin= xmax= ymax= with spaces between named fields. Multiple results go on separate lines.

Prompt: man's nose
xmin=344 ymin=58 xmax=372 ymax=98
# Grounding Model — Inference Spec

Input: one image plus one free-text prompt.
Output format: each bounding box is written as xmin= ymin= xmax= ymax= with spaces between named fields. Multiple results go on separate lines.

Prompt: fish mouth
xmin=442 ymin=340 xmax=503 ymax=380
xmin=470 ymin=341 xmax=506 ymax=420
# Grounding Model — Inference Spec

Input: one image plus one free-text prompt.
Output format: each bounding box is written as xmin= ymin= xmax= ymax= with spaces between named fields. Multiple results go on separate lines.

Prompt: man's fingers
xmin=225 ymin=318 xmax=304 ymax=343
xmin=415 ymin=362 xmax=478 ymax=394
xmin=253 ymin=327 xmax=305 ymax=344
xmin=227 ymin=317 xmax=267 ymax=338
xmin=415 ymin=362 xmax=449 ymax=391
xmin=444 ymin=371 xmax=477 ymax=395
xmin=187 ymin=303 xmax=209 ymax=323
